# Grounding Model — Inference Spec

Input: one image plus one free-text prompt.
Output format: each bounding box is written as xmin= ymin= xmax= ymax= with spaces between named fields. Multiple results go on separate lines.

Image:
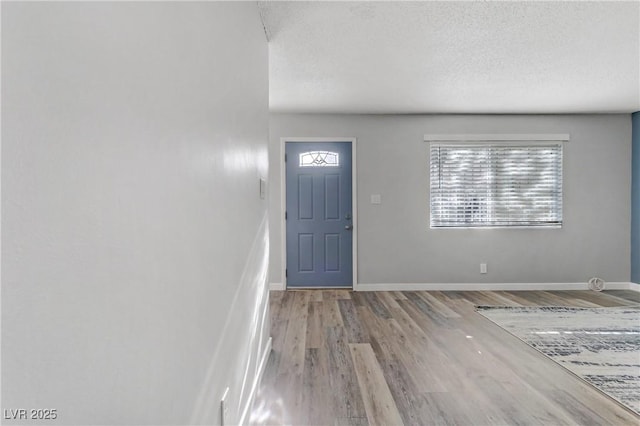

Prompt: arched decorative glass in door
xmin=299 ymin=151 xmax=339 ymax=167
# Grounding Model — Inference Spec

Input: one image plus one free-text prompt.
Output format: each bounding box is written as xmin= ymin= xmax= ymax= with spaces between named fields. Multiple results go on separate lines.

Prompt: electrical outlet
xmin=480 ymin=263 xmax=487 ymax=274
xmin=221 ymin=387 xmax=230 ymax=426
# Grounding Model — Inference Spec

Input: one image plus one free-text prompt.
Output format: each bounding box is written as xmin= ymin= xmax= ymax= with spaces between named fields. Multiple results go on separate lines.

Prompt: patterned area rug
xmin=476 ymin=306 xmax=640 ymax=415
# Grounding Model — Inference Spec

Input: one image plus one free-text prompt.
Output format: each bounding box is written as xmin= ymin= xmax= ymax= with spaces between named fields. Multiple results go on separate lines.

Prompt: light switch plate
xmin=259 ymin=178 xmax=266 ymax=200
xmin=221 ymin=387 xmax=230 ymax=425
xmin=371 ymin=194 xmax=381 ymax=204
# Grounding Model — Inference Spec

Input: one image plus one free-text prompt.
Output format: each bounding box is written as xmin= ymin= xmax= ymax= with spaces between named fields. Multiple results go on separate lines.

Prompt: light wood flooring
xmin=250 ymin=290 xmax=640 ymax=425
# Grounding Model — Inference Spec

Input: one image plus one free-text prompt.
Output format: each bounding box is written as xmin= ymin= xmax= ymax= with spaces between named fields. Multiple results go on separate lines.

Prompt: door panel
xmin=324 ymin=175 xmax=340 ymax=220
xmin=298 ymin=175 xmax=314 ymax=219
xmin=298 ymin=234 xmax=314 ymax=271
xmin=324 ymin=234 xmax=340 ymax=271
xmin=286 ymin=142 xmax=353 ymax=287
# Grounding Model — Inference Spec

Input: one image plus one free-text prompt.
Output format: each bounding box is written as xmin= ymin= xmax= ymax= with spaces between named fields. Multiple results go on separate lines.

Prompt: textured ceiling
xmin=259 ymin=1 xmax=640 ymax=114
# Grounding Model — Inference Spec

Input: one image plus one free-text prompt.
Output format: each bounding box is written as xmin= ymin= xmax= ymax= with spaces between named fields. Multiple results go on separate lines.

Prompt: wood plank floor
xmin=250 ymin=290 xmax=640 ymax=425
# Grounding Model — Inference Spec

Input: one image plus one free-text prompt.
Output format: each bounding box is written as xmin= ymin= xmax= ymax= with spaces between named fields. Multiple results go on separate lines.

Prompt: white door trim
xmin=280 ymin=137 xmax=358 ymax=290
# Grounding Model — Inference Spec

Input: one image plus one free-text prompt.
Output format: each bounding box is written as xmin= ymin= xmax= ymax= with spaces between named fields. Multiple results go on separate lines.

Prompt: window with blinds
xmin=430 ymin=143 xmax=563 ymax=228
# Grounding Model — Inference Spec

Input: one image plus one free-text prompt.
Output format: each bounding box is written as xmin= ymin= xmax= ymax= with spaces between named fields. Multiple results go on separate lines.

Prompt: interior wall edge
xmin=189 ymin=215 xmax=270 ymax=425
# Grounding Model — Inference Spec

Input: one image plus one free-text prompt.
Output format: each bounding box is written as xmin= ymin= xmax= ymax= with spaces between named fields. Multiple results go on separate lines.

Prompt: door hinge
xmin=285 ymin=269 xmax=288 ymax=278
xmin=284 ymin=154 xmax=287 ymax=162
xmin=285 ymin=211 xmax=287 ymax=220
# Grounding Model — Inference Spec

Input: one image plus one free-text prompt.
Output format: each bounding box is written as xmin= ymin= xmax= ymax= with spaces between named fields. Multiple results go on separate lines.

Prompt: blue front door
xmin=286 ymin=142 xmax=353 ymax=287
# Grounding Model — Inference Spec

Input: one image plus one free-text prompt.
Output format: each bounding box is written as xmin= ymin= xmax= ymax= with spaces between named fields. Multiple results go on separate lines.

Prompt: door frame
xmin=280 ymin=137 xmax=358 ymax=290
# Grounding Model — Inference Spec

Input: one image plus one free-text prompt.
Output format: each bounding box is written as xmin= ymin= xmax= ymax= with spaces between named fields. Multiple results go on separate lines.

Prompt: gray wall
xmin=632 ymin=112 xmax=640 ymax=283
xmin=2 ymin=3 xmax=269 ymax=425
xmin=269 ymin=114 xmax=631 ymax=285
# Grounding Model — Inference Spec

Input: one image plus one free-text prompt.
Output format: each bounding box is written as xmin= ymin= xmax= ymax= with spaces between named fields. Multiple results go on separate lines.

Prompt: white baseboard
xmin=238 ymin=336 xmax=272 ymax=426
xmin=269 ymin=282 xmax=285 ymax=291
xmin=605 ymin=282 xmax=636 ymax=290
xmin=355 ymin=282 xmax=635 ymax=292
xmin=269 ymin=282 xmax=636 ymax=292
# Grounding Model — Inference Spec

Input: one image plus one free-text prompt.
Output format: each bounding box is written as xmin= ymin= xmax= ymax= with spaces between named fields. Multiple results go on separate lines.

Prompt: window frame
xmin=424 ymin=134 xmax=569 ymax=230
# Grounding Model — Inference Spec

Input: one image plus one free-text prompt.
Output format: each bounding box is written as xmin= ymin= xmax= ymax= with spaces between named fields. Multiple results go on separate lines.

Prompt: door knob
xmin=345 ymin=225 xmax=353 ymax=231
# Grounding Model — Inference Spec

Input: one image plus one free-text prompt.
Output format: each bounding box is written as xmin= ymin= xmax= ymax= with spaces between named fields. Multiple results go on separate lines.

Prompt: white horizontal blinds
xmin=430 ymin=144 xmax=563 ymax=228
